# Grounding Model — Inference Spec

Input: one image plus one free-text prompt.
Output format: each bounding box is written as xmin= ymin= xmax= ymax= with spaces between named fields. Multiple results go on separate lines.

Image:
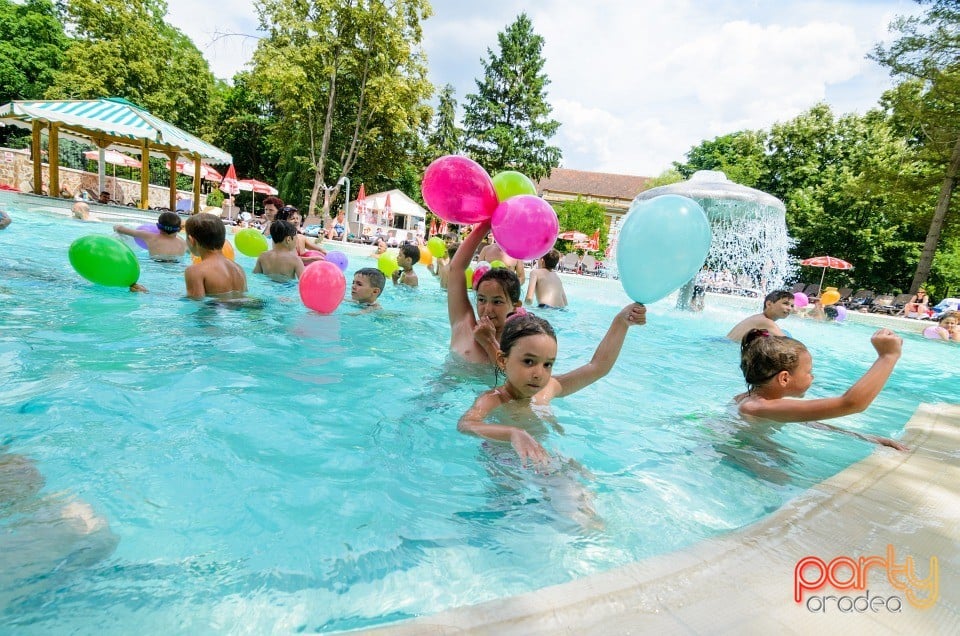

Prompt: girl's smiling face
xmin=475 ymin=280 xmax=516 ymax=333
xmin=500 ymin=333 xmax=557 ymax=399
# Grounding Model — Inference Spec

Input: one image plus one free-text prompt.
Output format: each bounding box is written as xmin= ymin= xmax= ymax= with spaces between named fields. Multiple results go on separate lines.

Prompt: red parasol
xmin=800 ymin=255 xmax=853 ymax=290
xmin=166 ymin=160 xmax=223 ymax=182
xmin=220 ymin=164 xmax=240 ymax=195
xmin=558 ymin=230 xmax=588 ymax=242
xmin=384 ymin=193 xmax=393 ymax=223
xmin=83 ymin=149 xmax=142 ymax=169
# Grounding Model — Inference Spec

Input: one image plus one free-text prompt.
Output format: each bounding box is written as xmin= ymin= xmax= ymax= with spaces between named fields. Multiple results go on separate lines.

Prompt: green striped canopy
xmin=0 ymin=97 xmax=231 ymax=165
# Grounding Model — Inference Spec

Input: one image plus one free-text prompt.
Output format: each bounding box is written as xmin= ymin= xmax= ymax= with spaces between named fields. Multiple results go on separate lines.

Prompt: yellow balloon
xmin=419 ymin=246 xmax=433 ymax=267
xmin=192 ymin=240 xmax=236 ymax=264
xmin=465 ymin=267 xmax=473 ymax=288
xmin=821 ymin=290 xmax=841 ymax=306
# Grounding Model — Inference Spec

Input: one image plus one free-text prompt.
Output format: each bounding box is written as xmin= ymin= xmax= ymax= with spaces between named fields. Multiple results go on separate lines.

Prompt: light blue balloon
xmin=616 ymin=195 xmax=711 ymax=303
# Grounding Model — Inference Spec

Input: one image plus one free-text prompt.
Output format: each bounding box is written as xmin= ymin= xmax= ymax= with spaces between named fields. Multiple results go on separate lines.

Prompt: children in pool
xmin=458 ymin=303 xmax=646 ymax=466
xmin=735 ymin=328 xmax=908 ymax=450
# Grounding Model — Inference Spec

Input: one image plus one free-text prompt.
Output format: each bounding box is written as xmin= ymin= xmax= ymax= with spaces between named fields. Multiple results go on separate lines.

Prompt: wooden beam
xmin=48 ymin=123 xmax=60 ymax=198
xmin=192 ymin=155 xmax=202 ymax=214
xmin=31 ymin=121 xmax=42 ymax=195
xmin=140 ymin=139 xmax=150 ymax=209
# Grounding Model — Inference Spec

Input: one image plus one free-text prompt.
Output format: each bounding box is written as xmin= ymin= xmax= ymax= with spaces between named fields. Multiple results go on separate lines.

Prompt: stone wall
xmin=0 ymin=147 xmax=206 ymax=209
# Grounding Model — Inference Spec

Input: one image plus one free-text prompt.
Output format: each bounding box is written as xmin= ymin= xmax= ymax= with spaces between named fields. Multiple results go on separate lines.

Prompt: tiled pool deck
xmin=377 ymin=403 xmax=958 ymax=634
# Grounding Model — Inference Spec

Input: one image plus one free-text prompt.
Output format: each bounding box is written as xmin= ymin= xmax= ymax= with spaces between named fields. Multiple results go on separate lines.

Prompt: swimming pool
xmin=1 ymin=209 xmax=957 ymax=633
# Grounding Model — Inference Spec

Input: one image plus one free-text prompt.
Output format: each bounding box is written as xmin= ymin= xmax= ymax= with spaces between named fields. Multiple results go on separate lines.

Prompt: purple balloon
xmin=421 ymin=155 xmax=498 ymax=224
xmin=833 ymin=305 xmax=847 ymax=322
xmin=490 ymin=195 xmax=559 ymax=261
xmin=325 ymin=250 xmax=349 ymax=272
xmin=133 ymin=223 xmax=160 ymax=249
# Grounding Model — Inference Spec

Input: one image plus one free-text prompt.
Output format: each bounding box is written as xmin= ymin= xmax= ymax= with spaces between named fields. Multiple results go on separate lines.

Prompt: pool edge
xmin=373 ymin=402 xmax=960 ymax=634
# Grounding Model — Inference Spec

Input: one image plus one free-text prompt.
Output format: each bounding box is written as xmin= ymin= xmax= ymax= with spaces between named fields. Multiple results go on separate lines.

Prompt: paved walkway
xmin=376 ymin=403 xmax=959 ymax=634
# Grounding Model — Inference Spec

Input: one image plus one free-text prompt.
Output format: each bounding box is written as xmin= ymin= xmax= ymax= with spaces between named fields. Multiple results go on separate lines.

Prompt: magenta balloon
xmin=299 ymin=261 xmax=346 ymax=314
xmin=793 ymin=292 xmax=809 ymax=308
xmin=134 ymin=223 xmax=160 ymax=249
xmin=490 ymin=195 xmax=559 ymax=261
xmin=421 ymin=155 xmax=497 ymax=224
xmin=472 ymin=265 xmax=491 ymax=290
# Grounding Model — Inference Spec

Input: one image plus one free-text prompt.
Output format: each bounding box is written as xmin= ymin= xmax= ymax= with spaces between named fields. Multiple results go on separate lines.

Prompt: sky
xmin=165 ymin=0 xmax=922 ymax=178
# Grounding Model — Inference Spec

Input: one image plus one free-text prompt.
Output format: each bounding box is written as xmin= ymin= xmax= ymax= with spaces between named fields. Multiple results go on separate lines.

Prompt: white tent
xmin=348 ymin=188 xmax=426 ymax=240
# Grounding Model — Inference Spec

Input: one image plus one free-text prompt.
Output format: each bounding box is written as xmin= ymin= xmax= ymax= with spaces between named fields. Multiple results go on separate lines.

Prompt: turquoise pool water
xmin=1 ymin=209 xmax=957 ymax=633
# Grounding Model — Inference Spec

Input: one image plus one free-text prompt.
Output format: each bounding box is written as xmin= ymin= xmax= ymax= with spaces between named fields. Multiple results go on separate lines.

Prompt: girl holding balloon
xmin=448 ymin=220 xmax=523 ymax=365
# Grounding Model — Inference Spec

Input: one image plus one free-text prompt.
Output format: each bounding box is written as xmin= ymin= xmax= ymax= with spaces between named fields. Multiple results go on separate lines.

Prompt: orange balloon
xmin=192 ymin=240 xmax=236 ymax=264
xmin=821 ymin=290 xmax=841 ymax=306
xmin=419 ymin=246 xmax=433 ymax=267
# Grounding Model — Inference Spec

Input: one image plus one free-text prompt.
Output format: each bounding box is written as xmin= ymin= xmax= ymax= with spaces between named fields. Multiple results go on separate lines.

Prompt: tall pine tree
xmin=427 ymin=83 xmax=461 ymax=157
xmin=462 ymin=13 xmax=561 ymax=180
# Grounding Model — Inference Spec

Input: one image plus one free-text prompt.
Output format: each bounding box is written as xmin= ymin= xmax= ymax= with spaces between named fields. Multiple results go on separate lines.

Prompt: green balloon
xmin=489 ymin=260 xmax=506 ymax=269
xmin=465 ymin=266 xmax=474 ymax=289
xmin=69 ymin=235 xmax=140 ymax=287
xmin=377 ymin=251 xmax=399 ymax=277
xmin=235 ymin=228 xmax=269 ymax=257
xmin=426 ymin=236 xmax=447 ymax=258
xmin=492 ymin=171 xmax=537 ymax=202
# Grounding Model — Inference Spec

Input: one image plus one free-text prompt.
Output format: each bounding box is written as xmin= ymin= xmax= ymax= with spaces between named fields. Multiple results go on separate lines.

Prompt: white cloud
xmin=162 ymin=0 xmax=921 ymax=175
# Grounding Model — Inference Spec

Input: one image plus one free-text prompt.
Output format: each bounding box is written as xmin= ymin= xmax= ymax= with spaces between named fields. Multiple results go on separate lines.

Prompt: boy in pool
xmin=114 ymin=212 xmax=188 ymax=262
xmin=448 ymin=220 xmax=525 ymax=365
xmin=253 ymin=220 xmax=304 ymax=281
xmin=351 ymin=267 xmax=385 ymax=312
xmin=392 ymin=243 xmax=420 ymax=287
xmin=0 ymin=209 xmax=10 ymax=230
xmin=275 ymin=205 xmax=326 ymax=264
xmin=458 ymin=303 xmax=646 ymax=466
xmin=183 ymin=213 xmax=247 ymax=299
xmin=524 ymin=249 xmax=568 ymax=309
xmin=726 ymin=290 xmax=794 ymax=341
xmin=735 ymin=328 xmax=907 ymax=450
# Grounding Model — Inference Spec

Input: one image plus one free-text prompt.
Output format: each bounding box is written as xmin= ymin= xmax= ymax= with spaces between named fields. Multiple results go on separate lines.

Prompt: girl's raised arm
xmin=554 ymin=303 xmax=645 ymax=397
xmin=447 ymin=220 xmax=490 ymax=329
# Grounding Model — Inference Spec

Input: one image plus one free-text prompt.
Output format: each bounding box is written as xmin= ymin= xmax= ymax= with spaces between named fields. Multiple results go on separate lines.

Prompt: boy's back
xmin=186 ymin=255 xmax=246 ymax=298
xmin=524 ymin=250 xmax=567 ymax=308
xmin=254 ymin=248 xmax=304 ymax=281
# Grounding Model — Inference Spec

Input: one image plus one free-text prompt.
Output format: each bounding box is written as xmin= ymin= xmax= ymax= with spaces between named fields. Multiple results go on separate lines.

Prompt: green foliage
xmin=48 ymin=0 xmax=216 ymax=133
xmin=644 ymin=168 xmax=684 ymax=189
xmin=462 ymin=13 xmax=561 ymax=180
xmin=205 ymin=188 xmax=224 ymax=207
xmin=427 ymin=83 xmax=461 ymax=157
xmin=0 ymin=0 xmax=67 ymax=103
xmin=554 ymin=197 xmax=607 ymax=251
xmin=674 ymin=130 xmax=767 ymax=187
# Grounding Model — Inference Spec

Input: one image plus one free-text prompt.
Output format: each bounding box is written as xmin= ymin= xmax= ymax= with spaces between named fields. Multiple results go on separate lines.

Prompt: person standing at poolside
xmin=184 ymin=214 xmax=247 ymax=299
xmin=524 ymin=249 xmax=567 ymax=309
xmin=260 ymin=196 xmax=284 ymax=238
xmin=726 ymin=290 xmax=794 ymax=342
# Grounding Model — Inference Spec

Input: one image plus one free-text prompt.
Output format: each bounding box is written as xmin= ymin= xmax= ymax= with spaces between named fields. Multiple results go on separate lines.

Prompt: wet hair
xmin=477 ymin=267 xmax=521 ymax=303
xmin=355 ymin=267 xmax=385 ymax=292
xmin=824 ymin=306 xmax=839 ymax=320
xmin=541 ymin=249 xmax=560 ymax=270
xmin=275 ymin=204 xmax=299 ymax=221
xmin=447 ymin=242 xmax=460 ymax=258
xmin=269 ymin=219 xmax=298 ymax=243
xmin=156 ymin=211 xmax=182 ymax=234
xmin=71 ymin=201 xmax=90 ymax=218
xmin=184 ymin=213 xmax=226 ymax=250
xmin=764 ymin=290 xmax=794 ymax=306
xmin=263 ymin=196 xmax=284 ymax=210
xmin=399 ymin=243 xmax=420 ymax=265
xmin=739 ymin=329 xmax=808 ymax=392
xmin=499 ymin=312 xmax=556 ymax=356
xmin=939 ymin=310 xmax=959 ymax=325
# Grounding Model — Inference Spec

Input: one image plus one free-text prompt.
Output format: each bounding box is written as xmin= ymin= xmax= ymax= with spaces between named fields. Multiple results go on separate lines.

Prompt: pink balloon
xmin=299 ymin=261 xmax=346 ymax=314
xmin=472 ymin=265 xmax=491 ymax=290
xmin=793 ymin=292 xmax=809 ymax=308
xmin=421 ymin=155 xmax=498 ymax=224
xmin=490 ymin=195 xmax=559 ymax=261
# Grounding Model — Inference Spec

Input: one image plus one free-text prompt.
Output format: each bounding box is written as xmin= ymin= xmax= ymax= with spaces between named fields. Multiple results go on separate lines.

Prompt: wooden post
xmin=192 ymin=156 xmax=202 ymax=214
xmin=140 ymin=140 xmax=150 ymax=209
xmin=168 ymin=152 xmax=178 ymax=212
xmin=31 ymin=121 xmax=42 ymax=195
xmin=48 ymin=123 xmax=59 ymax=198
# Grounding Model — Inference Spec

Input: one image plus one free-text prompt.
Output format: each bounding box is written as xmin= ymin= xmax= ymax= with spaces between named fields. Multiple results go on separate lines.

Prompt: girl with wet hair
xmin=735 ymin=328 xmax=908 ymax=450
xmin=458 ymin=303 xmax=646 ymax=467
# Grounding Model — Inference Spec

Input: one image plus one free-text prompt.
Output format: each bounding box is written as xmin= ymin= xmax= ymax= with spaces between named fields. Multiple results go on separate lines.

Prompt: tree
xmin=871 ymin=0 xmax=960 ymax=294
xmin=427 ymin=83 xmax=461 ymax=157
xmin=251 ymin=0 xmax=433 ymax=217
xmin=554 ymin=197 xmax=607 ymax=251
xmin=674 ymin=130 xmax=767 ymax=187
xmin=462 ymin=13 xmax=561 ymax=180
xmin=0 ymin=0 xmax=68 ymax=145
xmin=48 ymin=0 xmax=216 ymax=133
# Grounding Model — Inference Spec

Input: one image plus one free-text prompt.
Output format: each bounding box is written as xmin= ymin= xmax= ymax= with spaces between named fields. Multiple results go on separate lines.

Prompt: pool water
xmin=1 ymin=210 xmax=957 ymax=633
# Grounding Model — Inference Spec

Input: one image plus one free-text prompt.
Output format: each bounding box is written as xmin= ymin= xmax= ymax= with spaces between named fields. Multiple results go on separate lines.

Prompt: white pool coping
xmin=372 ymin=402 xmax=959 ymax=634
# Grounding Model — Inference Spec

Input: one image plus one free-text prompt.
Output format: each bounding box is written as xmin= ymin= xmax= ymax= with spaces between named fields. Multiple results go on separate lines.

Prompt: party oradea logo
xmin=795 ymin=545 xmax=938 ymax=613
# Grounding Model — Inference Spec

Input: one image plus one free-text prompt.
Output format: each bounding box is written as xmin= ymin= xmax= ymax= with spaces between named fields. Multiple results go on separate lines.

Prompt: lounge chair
xmin=836 ymin=287 xmax=853 ymax=305
xmin=789 ymin=282 xmax=807 ymax=294
xmin=890 ymin=293 xmax=915 ymax=316
xmin=558 ymin=252 xmax=580 ymax=273
xmin=845 ymin=289 xmax=875 ymax=309
xmin=802 ymin=284 xmax=820 ymax=300
xmin=869 ymin=294 xmax=897 ymax=314
xmin=580 ymin=254 xmax=598 ymax=275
